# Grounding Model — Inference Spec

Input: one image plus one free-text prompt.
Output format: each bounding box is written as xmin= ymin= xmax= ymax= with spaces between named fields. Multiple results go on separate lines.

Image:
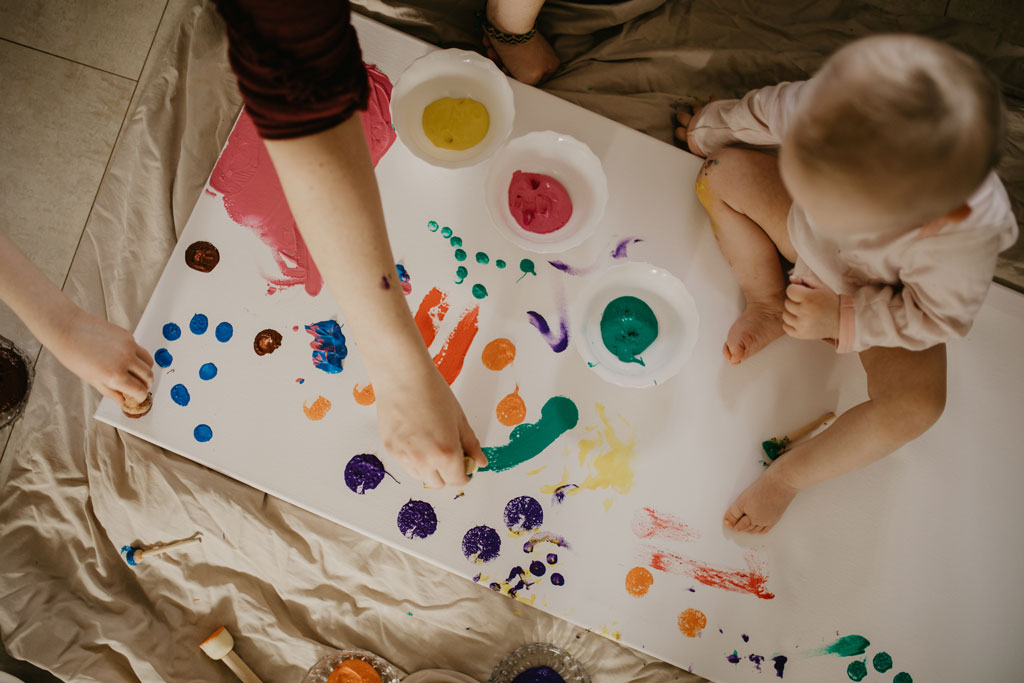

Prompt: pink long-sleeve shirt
xmin=690 ymin=80 xmax=1018 ymax=353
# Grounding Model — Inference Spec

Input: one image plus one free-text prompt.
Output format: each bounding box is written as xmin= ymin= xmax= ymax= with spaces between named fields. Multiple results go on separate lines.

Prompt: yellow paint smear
xmin=603 ymin=497 xmax=614 ymax=512
xmin=695 ymin=176 xmax=721 ymax=235
xmin=422 ymin=97 xmax=489 ymax=151
xmin=578 ymin=404 xmax=636 ymax=495
xmin=527 ymin=465 xmax=547 ymax=476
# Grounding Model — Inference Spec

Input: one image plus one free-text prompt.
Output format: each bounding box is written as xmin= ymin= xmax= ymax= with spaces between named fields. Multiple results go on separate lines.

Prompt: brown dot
xmin=253 ymin=329 xmax=282 ymax=356
xmin=184 ymin=241 xmax=220 ymax=273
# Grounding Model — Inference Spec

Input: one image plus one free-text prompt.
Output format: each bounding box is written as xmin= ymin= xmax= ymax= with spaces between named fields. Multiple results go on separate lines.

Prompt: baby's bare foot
xmin=723 ymin=465 xmax=799 ymax=534
xmin=723 ymin=300 xmax=784 ymax=364
xmin=483 ymin=32 xmax=559 ymax=86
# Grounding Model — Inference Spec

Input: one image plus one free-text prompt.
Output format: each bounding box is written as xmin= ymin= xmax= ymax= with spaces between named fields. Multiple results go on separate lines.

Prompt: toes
xmin=758 ymin=525 xmax=771 ymax=534
xmin=722 ymin=505 xmax=742 ymax=529
xmin=733 ymin=514 xmax=753 ymax=532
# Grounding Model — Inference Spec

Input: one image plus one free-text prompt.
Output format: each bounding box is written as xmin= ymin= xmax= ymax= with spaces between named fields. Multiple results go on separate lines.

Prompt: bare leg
xmin=484 ymin=0 xmax=559 ymax=85
xmin=692 ymin=146 xmax=797 ymax=364
xmin=724 ymin=344 xmax=947 ymax=533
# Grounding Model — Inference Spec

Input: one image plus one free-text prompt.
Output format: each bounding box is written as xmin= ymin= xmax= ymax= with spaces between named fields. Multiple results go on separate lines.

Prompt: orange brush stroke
xmin=677 ymin=608 xmax=707 ymax=637
xmin=632 ymin=507 xmax=700 ymax=543
xmin=496 ymin=385 xmax=526 ymax=426
xmin=625 ymin=566 xmax=653 ymax=597
xmin=414 ymin=287 xmax=449 ymax=346
xmin=433 ymin=306 xmax=480 ymax=384
xmin=482 ymin=337 xmax=516 ymax=371
xmin=352 ymin=384 xmax=375 ymax=406
xmin=302 ymin=395 xmax=332 ymax=421
xmin=647 ymin=548 xmax=775 ymax=600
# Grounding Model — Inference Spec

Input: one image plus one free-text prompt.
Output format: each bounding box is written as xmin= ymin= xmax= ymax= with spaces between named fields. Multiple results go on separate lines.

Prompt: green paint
xmin=455 ymin=249 xmax=467 ymax=262
xmin=813 ymin=635 xmax=870 ymax=658
xmin=495 ymin=259 xmax=507 ymax=269
xmin=427 ymin=220 xmax=439 ymax=232
xmin=475 ymin=252 xmax=489 ymax=265
xmin=516 ymin=258 xmax=536 ymax=282
xmin=441 ymin=227 xmax=453 ymax=238
xmin=480 ymin=397 xmax=579 ymax=473
xmin=455 ymin=266 xmax=468 ymax=284
xmin=472 ymin=284 xmax=488 ymax=299
xmin=406 ymin=611 xmax=414 ymax=616
xmin=893 ymin=674 xmax=912 ymax=683
xmin=587 ymin=361 xmax=599 ymax=367
xmin=846 ymin=660 xmax=867 ymax=682
xmin=450 ymin=236 xmax=463 ymax=247
xmin=600 ymin=296 xmax=658 ymax=366
xmin=872 ymin=652 xmax=892 ymax=673
xmin=761 ymin=436 xmax=790 ymax=461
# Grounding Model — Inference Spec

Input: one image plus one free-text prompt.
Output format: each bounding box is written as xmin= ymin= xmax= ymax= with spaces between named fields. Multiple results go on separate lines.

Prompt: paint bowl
xmin=302 ymin=649 xmax=401 ymax=683
xmin=484 ymin=131 xmax=608 ymax=254
xmin=391 ymin=48 xmax=515 ymax=169
xmin=572 ymin=262 xmax=699 ymax=388
xmin=489 ymin=643 xmax=591 ymax=683
xmin=0 ymin=335 xmax=33 ymax=430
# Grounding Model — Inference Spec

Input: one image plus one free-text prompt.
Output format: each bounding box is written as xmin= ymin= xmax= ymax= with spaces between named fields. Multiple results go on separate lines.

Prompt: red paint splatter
xmin=632 ymin=507 xmax=700 ymax=543
xmin=645 ymin=547 xmax=775 ymax=600
xmin=204 ymin=188 xmax=216 ymax=197
xmin=414 ymin=287 xmax=449 ymax=347
xmin=433 ymin=306 xmax=479 ymax=385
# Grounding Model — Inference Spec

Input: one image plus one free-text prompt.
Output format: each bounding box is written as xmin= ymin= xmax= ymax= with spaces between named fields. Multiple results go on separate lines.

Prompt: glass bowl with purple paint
xmin=488 ymin=643 xmax=591 ymax=683
xmin=302 ymin=649 xmax=402 ymax=683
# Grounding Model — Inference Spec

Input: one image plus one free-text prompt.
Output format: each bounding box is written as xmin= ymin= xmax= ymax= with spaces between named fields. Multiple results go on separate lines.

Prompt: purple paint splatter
xmin=344 ymin=453 xmax=397 ymax=494
xmin=551 ymin=483 xmax=578 ymax=504
xmin=726 ymin=651 xmax=741 ymax=665
xmin=742 ymin=634 xmax=750 ymax=643
xmin=749 ymin=654 xmax=764 ymax=671
xmin=550 ymin=573 xmax=564 ymax=586
xmin=547 ymin=237 xmax=642 ymax=276
xmin=305 ymin=320 xmax=347 ymax=374
xmin=462 ymin=525 xmax=501 ymax=562
xmin=546 ymin=553 xmax=558 ymax=564
xmin=380 ymin=275 xmax=391 ymax=289
xmin=397 ymin=500 xmax=438 ymax=539
xmin=772 ymin=655 xmax=787 ymax=678
xmin=527 ymin=310 xmax=569 ymax=353
xmin=611 ymin=237 xmax=643 ymax=259
xmin=503 ymin=496 xmax=544 ymax=532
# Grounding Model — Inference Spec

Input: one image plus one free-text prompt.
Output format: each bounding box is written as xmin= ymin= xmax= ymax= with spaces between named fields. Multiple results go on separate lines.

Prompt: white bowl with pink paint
xmin=484 ymin=131 xmax=608 ymax=254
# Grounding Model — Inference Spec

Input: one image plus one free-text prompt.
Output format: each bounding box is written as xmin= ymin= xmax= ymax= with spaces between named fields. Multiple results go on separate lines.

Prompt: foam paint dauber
xmin=200 ymin=626 xmax=264 ymax=683
xmin=121 ymin=532 xmax=202 ymax=566
xmin=761 ymin=411 xmax=836 ymax=461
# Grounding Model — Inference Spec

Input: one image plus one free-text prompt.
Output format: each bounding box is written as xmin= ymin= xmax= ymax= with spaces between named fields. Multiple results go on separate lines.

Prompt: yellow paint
xmin=527 ymin=465 xmax=547 ymax=476
xmin=422 ymin=97 xmax=489 ymax=151
xmin=603 ymin=497 xmax=614 ymax=512
xmin=598 ymin=624 xmax=622 ymax=641
xmin=695 ymin=176 xmax=721 ymax=235
xmin=539 ymin=464 xmax=579 ymax=499
xmin=578 ymin=404 xmax=636 ymax=495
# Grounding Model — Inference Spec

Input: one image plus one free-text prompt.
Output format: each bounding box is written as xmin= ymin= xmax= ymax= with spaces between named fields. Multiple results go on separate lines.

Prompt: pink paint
xmin=645 ymin=547 xmax=775 ymax=600
xmin=209 ymin=64 xmax=396 ymax=296
xmin=632 ymin=507 xmax=699 ymax=543
xmin=508 ymin=171 xmax=573 ymax=234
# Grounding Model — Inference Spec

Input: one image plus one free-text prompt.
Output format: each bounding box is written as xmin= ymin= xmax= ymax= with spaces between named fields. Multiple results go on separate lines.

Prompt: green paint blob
xmin=475 ymin=252 xmax=489 ymax=265
xmin=495 ymin=259 xmax=507 ymax=269
xmin=472 ymin=283 xmax=488 ymax=299
xmin=600 ymin=296 xmax=658 ymax=366
xmin=454 ymin=249 xmax=467 ymax=262
xmin=846 ymin=660 xmax=867 ymax=682
xmin=516 ymin=258 xmax=536 ymax=282
xmin=872 ymin=652 xmax=892 ymax=673
xmin=893 ymin=674 xmax=912 ymax=683
xmin=450 ymin=236 xmax=463 ymax=247
xmin=455 ymin=266 xmax=468 ymax=284
xmin=761 ymin=436 xmax=790 ymax=460
xmin=480 ymin=396 xmax=579 ymax=473
xmin=814 ymin=635 xmax=870 ymax=658
xmin=427 ymin=220 xmax=439 ymax=232
xmin=441 ymin=227 xmax=453 ymax=238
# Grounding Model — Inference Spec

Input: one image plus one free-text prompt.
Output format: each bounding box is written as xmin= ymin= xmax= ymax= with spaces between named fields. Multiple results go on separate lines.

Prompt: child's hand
xmin=783 ymin=282 xmax=840 ymax=341
xmin=674 ymin=105 xmax=705 ymax=157
xmin=50 ymin=308 xmax=154 ymax=404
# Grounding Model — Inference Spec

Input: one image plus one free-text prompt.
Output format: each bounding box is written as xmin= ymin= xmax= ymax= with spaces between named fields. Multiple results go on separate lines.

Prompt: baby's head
xmin=780 ymin=34 xmax=1005 ymax=235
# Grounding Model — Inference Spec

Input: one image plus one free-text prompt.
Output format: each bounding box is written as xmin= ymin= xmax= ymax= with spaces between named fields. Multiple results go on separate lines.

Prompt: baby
xmin=676 ymin=34 xmax=1018 ymax=533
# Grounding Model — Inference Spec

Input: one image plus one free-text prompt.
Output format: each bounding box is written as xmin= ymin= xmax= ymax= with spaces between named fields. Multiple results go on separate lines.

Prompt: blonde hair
xmin=789 ymin=34 xmax=1006 ymax=222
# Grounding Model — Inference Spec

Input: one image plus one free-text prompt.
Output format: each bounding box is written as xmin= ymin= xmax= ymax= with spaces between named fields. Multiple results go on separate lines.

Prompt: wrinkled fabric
xmin=0 ymin=0 xmax=1021 ymax=681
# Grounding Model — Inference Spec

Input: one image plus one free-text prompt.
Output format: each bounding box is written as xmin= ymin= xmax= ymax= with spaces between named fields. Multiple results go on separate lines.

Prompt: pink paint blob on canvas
xmin=209 ymin=64 xmax=396 ymax=297
xmin=508 ymin=171 xmax=573 ymax=234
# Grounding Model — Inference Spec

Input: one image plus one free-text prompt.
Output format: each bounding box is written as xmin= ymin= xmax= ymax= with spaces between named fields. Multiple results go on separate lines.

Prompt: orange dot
xmin=302 ymin=395 xmax=332 ymax=421
xmin=353 ymin=383 xmax=376 ymax=406
xmin=496 ymin=386 xmax=526 ymax=426
xmin=482 ymin=337 xmax=516 ymax=371
xmin=625 ymin=566 xmax=654 ymax=597
xmin=677 ymin=608 xmax=707 ymax=638
xmin=327 ymin=658 xmax=381 ymax=683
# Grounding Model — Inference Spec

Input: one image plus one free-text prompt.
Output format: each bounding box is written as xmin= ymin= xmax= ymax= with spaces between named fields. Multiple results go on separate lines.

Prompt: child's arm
xmin=0 ymin=232 xmax=153 ymax=404
xmin=686 ymin=80 xmax=811 ymax=157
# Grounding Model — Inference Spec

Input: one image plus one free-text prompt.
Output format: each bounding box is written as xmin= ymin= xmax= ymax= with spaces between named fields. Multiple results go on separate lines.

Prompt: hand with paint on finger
xmin=782 ymin=280 xmax=840 ymax=342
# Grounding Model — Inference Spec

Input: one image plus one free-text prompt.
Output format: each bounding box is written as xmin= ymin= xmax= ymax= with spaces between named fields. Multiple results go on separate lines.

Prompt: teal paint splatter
xmin=479 ymin=397 xmax=579 ymax=473
xmin=455 ymin=249 xmax=467 ymax=262
xmin=893 ymin=673 xmax=912 ymax=683
xmin=762 ymin=436 xmax=790 ymax=460
xmin=427 ymin=220 xmax=439 ymax=232
xmin=441 ymin=227 xmax=453 ymax=238
xmin=472 ymin=284 xmax=488 ymax=299
xmin=496 ymin=259 xmax=507 ymax=269
xmin=847 ymin=660 xmax=867 ymax=681
xmin=872 ymin=652 xmax=892 ymax=673
xmin=475 ymin=252 xmax=489 ymax=264
xmin=450 ymin=236 xmax=463 ymax=247
xmin=516 ymin=259 xmax=536 ymax=282
xmin=812 ymin=635 xmax=870 ymax=657
xmin=455 ymin=266 xmax=468 ymax=284
xmin=600 ymin=296 xmax=658 ymax=366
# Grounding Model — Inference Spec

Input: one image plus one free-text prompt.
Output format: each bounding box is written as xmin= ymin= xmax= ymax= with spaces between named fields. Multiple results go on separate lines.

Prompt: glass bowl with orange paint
xmin=302 ymin=649 xmax=401 ymax=683
xmin=391 ymin=48 xmax=515 ymax=169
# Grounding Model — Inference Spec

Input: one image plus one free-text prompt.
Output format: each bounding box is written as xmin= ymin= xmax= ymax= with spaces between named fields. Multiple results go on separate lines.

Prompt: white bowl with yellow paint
xmin=391 ymin=48 xmax=515 ymax=169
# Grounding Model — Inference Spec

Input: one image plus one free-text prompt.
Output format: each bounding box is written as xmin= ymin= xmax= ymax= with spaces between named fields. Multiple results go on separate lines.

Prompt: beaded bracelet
xmin=480 ymin=13 xmax=536 ymax=45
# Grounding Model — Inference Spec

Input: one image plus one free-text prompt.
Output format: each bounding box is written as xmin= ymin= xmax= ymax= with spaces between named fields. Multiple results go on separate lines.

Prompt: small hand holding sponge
xmin=121 ymin=392 xmax=152 ymax=418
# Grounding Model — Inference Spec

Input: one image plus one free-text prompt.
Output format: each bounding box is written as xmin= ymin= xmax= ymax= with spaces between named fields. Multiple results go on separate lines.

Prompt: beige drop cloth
xmin=1 ymin=1 xmax=1022 ymax=682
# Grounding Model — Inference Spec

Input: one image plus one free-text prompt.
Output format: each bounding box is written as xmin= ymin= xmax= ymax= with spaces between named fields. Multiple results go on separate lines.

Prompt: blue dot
xmin=215 ymin=321 xmax=233 ymax=342
xmin=154 ymin=348 xmax=173 ymax=368
xmin=189 ymin=313 xmax=208 ymax=335
xmin=162 ymin=323 xmax=181 ymax=341
xmin=199 ymin=363 xmax=217 ymax=380
xmin=170 ymin=384 xmax=190 ymax=406
xmin=194 ymin=424 xmax=212 ymax=442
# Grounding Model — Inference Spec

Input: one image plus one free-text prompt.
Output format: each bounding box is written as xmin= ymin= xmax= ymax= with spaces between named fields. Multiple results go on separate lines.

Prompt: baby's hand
xmin=50 ymin=307 xmax=154 ymax=404
xmin=674 ymin=105 xmax=705 ymax=157
xmin=783 ymin=282 xmax=839 ymax=341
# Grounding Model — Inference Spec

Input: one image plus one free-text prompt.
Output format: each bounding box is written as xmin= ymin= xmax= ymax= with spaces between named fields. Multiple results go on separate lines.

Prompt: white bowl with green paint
xmin=572 ymin=262 xmax=699 ymax=388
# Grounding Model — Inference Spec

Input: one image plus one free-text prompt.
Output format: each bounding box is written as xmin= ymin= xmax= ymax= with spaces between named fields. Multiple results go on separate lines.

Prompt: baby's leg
xmin=695 ymin=147 xmax=796 ymax=364
xmin=724 ymin=344 xmax=947 ymax=533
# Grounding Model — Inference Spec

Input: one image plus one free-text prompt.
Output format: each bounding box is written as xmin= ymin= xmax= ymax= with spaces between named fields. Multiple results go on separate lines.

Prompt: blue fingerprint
xmin=305 ymin=320 xmax=347 ymax=374
xmin=162 ymin=323 xmax=181 ymax=341
xmin=199 ymin=363 xmax=217 ymax=380
xmin=189 ymin=313 xmax=208 ymax=335
xmin=194 ymin=424 xmax=213 ymax=442
xmin=154 ymin=348 xmax=173 ymax=368
xmin=215 ymin=321 xmax=233 ymax=342
xmin=170 ymin=384 xmax=190 ymax=406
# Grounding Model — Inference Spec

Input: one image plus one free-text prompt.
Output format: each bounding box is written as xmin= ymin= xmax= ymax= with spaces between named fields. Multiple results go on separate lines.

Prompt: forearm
xmin=487 ymin=0 xmax=546 ymax=33
xmin=0 ymin=232 xmax=75 ymax=346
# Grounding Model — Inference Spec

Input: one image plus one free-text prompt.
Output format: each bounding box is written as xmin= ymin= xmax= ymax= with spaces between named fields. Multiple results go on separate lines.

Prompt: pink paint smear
xmin=209 ymin=64 xmax=396 ymax=296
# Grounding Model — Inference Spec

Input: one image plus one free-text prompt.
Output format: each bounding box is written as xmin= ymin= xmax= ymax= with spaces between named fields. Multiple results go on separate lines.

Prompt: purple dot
xmin=397 ymin=500 xmax=437 ymax=539
xmin=462 ymin=525 xmax=501 ymax=563
xmin=546 ymin=553 xmax=558 ymax=565
xmin=550 ymin=573 xmax=564 ymax=586
xmin=529 ymin=561 xmax=546 ymax=577
xmin=742 ymin=634 xmax=749 ymax=643
xmin=726 ymin=651 xmax=742 ymax=664
xmin=489 ymin=582 xmax=501 ymax=591
xmin=503 ymin=496 xmax=544 ymax=532
xmin=344 ymin=453 xmax=388 ymax=494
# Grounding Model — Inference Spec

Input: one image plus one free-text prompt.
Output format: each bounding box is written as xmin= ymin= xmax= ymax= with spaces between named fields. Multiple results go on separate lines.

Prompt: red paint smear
xmin=632 ymin=507 xmax=699 ymax=543
xmin=414 ymin=287 xmax=449 ymax=347
xmin=208 ymin=64 xmax=395 ymax=297
xmin=647 ymin=548 xmax=775 ymax=600
xmin=433 ymin=307 xmax=480 ymax=385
